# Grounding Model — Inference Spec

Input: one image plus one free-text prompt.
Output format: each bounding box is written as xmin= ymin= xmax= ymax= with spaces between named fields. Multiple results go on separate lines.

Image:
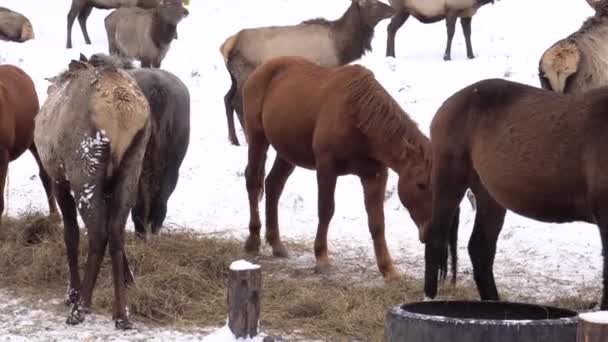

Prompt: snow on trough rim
xmin=0 ymin=0 xmax=604 ymax=339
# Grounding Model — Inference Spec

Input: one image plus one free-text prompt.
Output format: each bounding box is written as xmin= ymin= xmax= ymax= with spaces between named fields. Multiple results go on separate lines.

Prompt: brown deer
xmin=220 ymin=0 xmax=395 ymax=145
xmin=0 ymin=6 xmax=34 ymax=43
xmin=538 ymin=0 xmax=608 ymax=94
xmin=66 ymin=0 xmax=160 ymax=49
xmin=386 ymin=0 xmax=495 ymax=60
xmin=35 ymin=56 xmax=150 ymax=329
xmin=104 ymin=0 xmax=189 ymax=68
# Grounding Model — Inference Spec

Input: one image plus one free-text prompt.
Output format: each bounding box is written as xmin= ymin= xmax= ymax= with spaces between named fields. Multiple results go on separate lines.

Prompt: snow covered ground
xmin=0 ymin=0 xmax=603 ymax=340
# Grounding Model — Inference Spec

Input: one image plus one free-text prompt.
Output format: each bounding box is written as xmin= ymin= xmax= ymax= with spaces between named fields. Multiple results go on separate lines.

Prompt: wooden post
xmin=577 ymin=311 xmax=608 ymax=342
xmin=227 ymin=259 xmax=261 ymax=339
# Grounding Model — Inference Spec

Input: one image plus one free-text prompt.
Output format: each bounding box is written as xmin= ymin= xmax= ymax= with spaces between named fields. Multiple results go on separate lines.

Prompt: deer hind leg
xmin=460 ymin=17 xmax=475 ymax=59
xmin=244 ymin=133 xmax=269 ymax=254
xmin=467 ymin=176 xmax=506 ymax=301
xmin=53 ymin=180 xmax=81 ymax=306
xmin=77 ymin=4 xmax=93 ymax=45
xmin=313 ymin=157 xmax=338 ymax=274
xmin=29 ymin=143 xmax=58 ymax=220
xmin=224 ymin=73 xmax=240 ymax=146
xmin=264 ymin=155 xmax=295 ymax=258
xmin=0 ymin=149 xmax=9 ymax=222
xmin=66 ymin=180 xmax=108 ymax=326
xmin=386 ymin=9 xmax=410 ymax=57
xmin=443 ymin=13 xmax=458 ymax=61
xmin=360 ymin=166 xmax=399 ymax=280
xmin=66 ymin=0 xmax=83 ymax=49
xmin=588 ymin=183 xmax=608 ymax=310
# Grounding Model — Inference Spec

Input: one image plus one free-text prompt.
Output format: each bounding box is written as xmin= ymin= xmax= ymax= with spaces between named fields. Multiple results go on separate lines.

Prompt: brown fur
xmin=0 ymin=65 xmax=56 ymax=222
xmin=539 ymin=0 xmax=608 ymax=93
xmin=241 ymin=56 xmax=436 ymax=280
xmin=90 ymin=70 xmax=148 ymax=171
xmin=35 ymin=57 xmax=151 ymax=329
xmin=386 ymin=0 xmax=494 ymax=60
xmin=423 ymin=77 xmax=608 ymax=311
xmin=0 ymin=7 xmax=34 ymax=43
xmin=220 ymin=0 xmax=395 ymax=145
xmin=66 ymin=0 xmax=183 ymax=49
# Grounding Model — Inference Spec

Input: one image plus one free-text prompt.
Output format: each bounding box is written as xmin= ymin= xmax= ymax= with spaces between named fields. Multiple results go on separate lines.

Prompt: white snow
xmin=230 ymin=260 xmax=261 ymax=271
xmin=579 ymin=311 xmax=608 ymax=324
xmin=0 ymin=0 xmax=605 ymax=340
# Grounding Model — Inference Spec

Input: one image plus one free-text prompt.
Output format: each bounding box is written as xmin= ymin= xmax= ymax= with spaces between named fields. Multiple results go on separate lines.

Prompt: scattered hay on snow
xmin=0 ymin=211 xmax=596 ymax=341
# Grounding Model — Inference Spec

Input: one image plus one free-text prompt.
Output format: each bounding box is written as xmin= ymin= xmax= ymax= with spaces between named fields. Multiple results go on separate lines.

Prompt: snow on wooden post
xmin=577 ymin=311 xmax=608 ymax=342
xmin=227 ymin=259 xmax=261 ymax=339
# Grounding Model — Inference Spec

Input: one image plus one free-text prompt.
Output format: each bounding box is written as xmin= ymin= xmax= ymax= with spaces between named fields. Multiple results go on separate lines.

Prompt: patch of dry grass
xmin=0 ymin=212 xmax=593 ymax=341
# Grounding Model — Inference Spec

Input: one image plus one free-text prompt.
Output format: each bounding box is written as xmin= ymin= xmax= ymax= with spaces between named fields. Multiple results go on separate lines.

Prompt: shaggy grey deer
xmin=35 ymin=56 xmax=151 ymax=329
xmin=0 ymin=6 xmax=34 ymax=43
xmin=386 ymin=0 xmax=495 ymax=60
xmin=66 ymin=0 xmax=160 ymax=49
xmin=538 ymin=0 xmax=608 ymax=94
xmin=104 ymin=0 xmax=189 ymax=68
xmin=87 ymin=52 xmax=191 ymax=239
xmin=220 ymin=0 xmax=395 ymax=146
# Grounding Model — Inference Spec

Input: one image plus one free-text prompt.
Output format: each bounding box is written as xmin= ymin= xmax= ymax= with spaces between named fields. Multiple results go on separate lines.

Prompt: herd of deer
xmin=0 ymin=0 xmax=607 ymax=332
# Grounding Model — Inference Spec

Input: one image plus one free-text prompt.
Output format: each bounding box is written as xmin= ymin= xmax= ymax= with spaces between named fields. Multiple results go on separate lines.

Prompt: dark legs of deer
xmin=244 ymin=135 xmax=268 ymax=254
xmin=590 ymin=191 xmax=608 ymax=310
xmin=386 ymin=10 xmax=409 ymax=57
xmin=443 ymin=14 xmax=457 ymax=61
xmin=224 ymin=74 xmax=240 ymax=146
xmin=467 ymin=180 xmax=505 ymax=301
xmin=77 ymin=5 xmax=93 ymax=45
xmin=460 ymin=17 xmax=475 ymax=59
xmin=54 ymin=182 xmax=81 ymax=307
xmin=0 ymin=150 xmax=8 ymax=222
xmin=424 ymin=151 xmax=468 ymax=299
xmin=66 ymin=2 xmax=79 ymax=49
xmin=264 ymin=156 xmax=294 ymax=257
xmin=314 ymin=160 xmax=337 ymax=273
xmin=30 ymin=143 xmax=59 ymax=221
xmin=360 ymin=167 xmax=399 ymax=280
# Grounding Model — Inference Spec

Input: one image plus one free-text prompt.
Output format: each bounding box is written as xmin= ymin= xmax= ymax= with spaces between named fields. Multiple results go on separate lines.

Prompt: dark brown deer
xmin=386 ymin=0 xmax=495 ymax=60
xmin=66 ymin=0 xmax=160 ymax=49
xmin=220 ymin=0 xmax=395 ymax=145
xmin=538 ymin=0 xmax=608 ymax=94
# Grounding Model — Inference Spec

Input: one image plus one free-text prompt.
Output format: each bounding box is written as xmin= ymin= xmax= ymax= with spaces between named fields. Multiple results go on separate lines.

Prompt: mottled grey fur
xmin=0 ymin=6 xmax=34 ymax=43
xmin=104 ymin=0 xmax=189 ymax=68
xmin=88 ymin=52 xmax=191 ymax=239
xmin=538 ymin=0 xmax=608 ymax=94
xmin=35 ymin=57 xmax=151 ymax=329
xmin=220 ymin=0 xmax=395 ymax=146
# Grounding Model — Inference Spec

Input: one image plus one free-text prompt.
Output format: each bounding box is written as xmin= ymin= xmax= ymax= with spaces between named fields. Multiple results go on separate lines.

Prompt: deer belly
xmin=475 ymin=164 xmax=589 ymax=223
xmin=262 ymin=116 xmax=316 ymax=169
xmin=406 ymin=0 xmax=476 ymax=18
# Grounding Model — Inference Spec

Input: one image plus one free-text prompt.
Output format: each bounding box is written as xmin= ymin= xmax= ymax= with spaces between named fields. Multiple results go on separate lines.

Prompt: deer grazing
xmin=66 ymin=0 xmax=160 ymax=49
xmin=0 ymin=6 xmax=34 ymax=43
xmin=386 ymin=0 xmax=495 ymax=60
xmin=219 ymin=0 xmax=395 ymax=145
xmin=538 ymin=0 xmax=608 ymax=94
xmin=104 ymin=0 xmax=189 ymax=68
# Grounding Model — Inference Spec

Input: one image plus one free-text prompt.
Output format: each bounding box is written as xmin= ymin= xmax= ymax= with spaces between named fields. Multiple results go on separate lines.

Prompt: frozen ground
xmin=0 ymin=0 xmax=603 ymax=340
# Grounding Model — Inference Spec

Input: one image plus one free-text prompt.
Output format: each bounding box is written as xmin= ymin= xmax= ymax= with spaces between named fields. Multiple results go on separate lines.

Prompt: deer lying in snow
xmin=0 ymin=7 xmax=34 ymax=43
xmin=386 ymin=0 xmax=495 ymax=60
xmin=219 ymin=0 xmax=395 ymax=146
xmin=104 ymin=0 xmax=189 ymax=68
xmin=538 ymin=0 xmax=608 ymax=94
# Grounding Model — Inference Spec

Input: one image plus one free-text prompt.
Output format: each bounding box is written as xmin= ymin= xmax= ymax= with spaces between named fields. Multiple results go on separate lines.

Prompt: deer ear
xmin=44 ymin=76 xmax=58 ymax=83
xmin=68 ymin=59 xmax=89 ymax=72
xmin=79 ymin=53 xmax=88 ymax=62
